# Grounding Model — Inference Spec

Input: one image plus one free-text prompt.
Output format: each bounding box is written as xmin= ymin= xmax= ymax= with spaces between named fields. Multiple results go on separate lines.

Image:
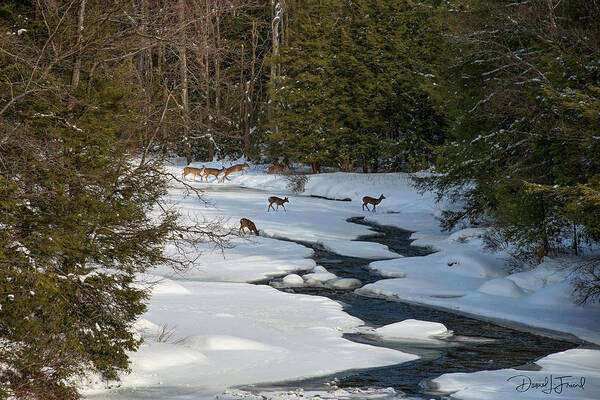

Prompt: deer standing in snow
xmin=239 ymin=218 xmax=259 ymax=236
xmin=266 ymin=164 xmax=288 ymax=174
xmin=203 ymin=167 xmax=225 ymax=183
xmin=220 ymin=163 xmax=249 ymax=182
xmin=182 ymin=166 xmax=205 ymax=182
xmin=362 ymin=194 xmax=385 ymax=212
xmin=267 ymin=196 xmax=289 ymax=212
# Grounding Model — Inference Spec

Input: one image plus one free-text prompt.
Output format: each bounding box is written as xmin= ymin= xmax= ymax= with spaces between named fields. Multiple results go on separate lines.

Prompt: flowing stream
xmin=243 ymin=215 xmax=577 ymax=399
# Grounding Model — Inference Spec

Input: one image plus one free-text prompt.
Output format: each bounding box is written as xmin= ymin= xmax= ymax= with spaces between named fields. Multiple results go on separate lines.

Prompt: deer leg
xmin=268 ymin=203 xmax=273 ymax=212
xmin=282 ymin=204 xmax=287 ymax=212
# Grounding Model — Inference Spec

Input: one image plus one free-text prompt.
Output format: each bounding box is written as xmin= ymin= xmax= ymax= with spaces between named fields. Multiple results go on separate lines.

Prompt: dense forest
xmin=0 ymin=0 xmax=598 ymax=398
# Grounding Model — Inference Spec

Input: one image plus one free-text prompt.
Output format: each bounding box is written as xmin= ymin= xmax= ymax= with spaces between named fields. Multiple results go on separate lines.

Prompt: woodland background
xmin=0 ymin=1 xmax=598 ymax=398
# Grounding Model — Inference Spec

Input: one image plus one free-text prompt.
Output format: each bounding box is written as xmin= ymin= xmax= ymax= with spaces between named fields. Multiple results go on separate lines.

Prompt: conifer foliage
xmin=417 ymin=0 xmax=600 ymax=264
xmin=265 ymin=0 xmax=445 ymax=172
xmin=0 ymin=1 xmax=179 ymax=398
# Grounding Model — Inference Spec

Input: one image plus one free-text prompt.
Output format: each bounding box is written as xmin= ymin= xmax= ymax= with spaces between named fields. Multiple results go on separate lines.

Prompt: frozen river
xmin=85 ymin=171 xmax=599 ymax=400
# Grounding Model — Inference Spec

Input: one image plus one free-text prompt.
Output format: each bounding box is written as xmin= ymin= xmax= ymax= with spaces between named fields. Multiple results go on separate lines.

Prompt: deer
xmin=536 ymin=246 xmax=548 ymax=264
xmin=362 ymin=194 xmax=385 ymax=212
xmin=220 ymin=162 xmax=249 ymax=183
xmin=182 ymin=166 xmax=205 ymax=182
xmin=266 ymin=164 xmax=288 ymax=174
xmin=203 ymin=166 xmax=226 ymax=183
xmin=239 ymin=218 xmax=259 ymax=236
xmin=267 ymin=196 xmax=289 ymax=212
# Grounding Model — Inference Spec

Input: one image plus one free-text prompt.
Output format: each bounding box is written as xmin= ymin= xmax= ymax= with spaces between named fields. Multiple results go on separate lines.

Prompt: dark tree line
xmin=265 ymin=0 xmax=446 ymax=173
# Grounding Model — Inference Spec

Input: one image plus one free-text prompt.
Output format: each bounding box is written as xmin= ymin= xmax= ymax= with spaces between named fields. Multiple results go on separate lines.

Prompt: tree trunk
xmin=204 ymin=1 xmax=214 ymax=162
xmin=71 ymin=0 xmax=86 ymax=87
xmin=243 ymin=21 xmax=258 ymax=157
xmin=270 ymin=1 xmax=280 ymax=82
xmin=573 ymin=223 xmax=578 ymax=256
xmin=539 ymin=193 xmax=550 ymax=263
xmin=311 ymin=161 xmax=321 ymax=174
xmin=136 ymin=0 xmax=148 ymax=84
xmin=343 ymin=158 xmax=352 ymax=172
xmin=215 ymin=10 xmax=221 ymax=116
xmin=240 ymin=43 xmax=249 ymax=155
xmin=178 ymin=0 xmax=191 ymax=164
xmin=269 ymin=0 xmax=281 ymax=134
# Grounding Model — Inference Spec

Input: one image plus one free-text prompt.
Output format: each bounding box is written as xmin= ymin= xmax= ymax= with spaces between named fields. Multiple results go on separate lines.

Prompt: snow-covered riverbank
xmin=203 ymin=162 xmax=600 ymax=345
xmin=84 ymin=164 xmax=420 ymax=399
xmin=431 ymin=348 xmax=599 ymax=400
xmin=85 ymin=161 xmax=600 ymax=399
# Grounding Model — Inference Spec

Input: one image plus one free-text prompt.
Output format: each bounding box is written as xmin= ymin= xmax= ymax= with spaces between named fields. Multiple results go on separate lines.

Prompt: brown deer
xmin=267 ymin=196 xmax=289 ymax=212
xmin=220 ymin=162 xmax=249 ymax=183
xmin=203 ymin=167 xmax=225 ymax=183
xmin=362 ymin=194 xmax=385 ymax=212
xmin=239 ymin=218 xmax=259 ymax=236
xmin=266 ymin=164 xmax=288 ymax=174
xmin=536 ymin=246 xmax=548 ymax=264
xmin=182 ymin=166 xmax=205 ymax=182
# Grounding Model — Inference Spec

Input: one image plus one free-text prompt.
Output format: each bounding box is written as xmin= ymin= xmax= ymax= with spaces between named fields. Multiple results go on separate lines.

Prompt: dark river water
xmin=245 ymin=216 xmax=577 ymax=399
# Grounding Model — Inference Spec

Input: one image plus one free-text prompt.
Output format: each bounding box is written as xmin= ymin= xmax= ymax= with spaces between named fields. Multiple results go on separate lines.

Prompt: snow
xmin=212 ymin=165 xmax=600 ymax=345
xmin=85 ymin=160 xmax=600 ymax=399
xmin=374 ymin=319 xmax=451 ymax=342
xmin=303 ymin=270 xmax=338 ymax=283
xmin=156 ymin=236 xmax=316 ymax=283
xmin=318 ymin=239 xmax=399 ymax=259
xmin=219 ymin=387 xmax=403 ymax=399
xmin=327 ymin=278 xmax=363 ymax=290
xmin=477 ymin=278 xmax=527 ymax=297
xmin=431 ymin=348 xmax=600 ymax=400
xmin=168 ymin=161 xmax=600 ymax=345
xmin=272 ymin=266 xmax=364 ymax=290
xmin=180 ymin=335 xmax=276 ymax=352
xmin=85 ymin=164 xmax=426 ymax=399
xmin=359 ymin=251 xmax=600 ymax=344
xmin=85 ymin=279 xmax=415 ymax=398
xmin=273 ymin=267 xmax=364 ymax=290
xmin=281 ymin=273 xmax=304 ymax=287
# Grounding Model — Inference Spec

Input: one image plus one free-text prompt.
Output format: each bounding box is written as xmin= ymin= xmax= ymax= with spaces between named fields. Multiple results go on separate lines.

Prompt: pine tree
xmin=0 ymin=2 xmax=180 ymax=397
xmin=417 ymin=0 xmax=600 ymax=262
xmin=265 ymin=0 xmax=446 ymax=172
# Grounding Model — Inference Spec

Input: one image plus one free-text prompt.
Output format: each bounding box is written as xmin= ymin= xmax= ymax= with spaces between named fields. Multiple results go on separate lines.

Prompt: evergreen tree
xmin=417 ymin=0 xmax=600 ymax=261
xmin=0 ymin=2 xmax=187 ymax=397
xmin=265 ymin=0 xmax=445 ymax=172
